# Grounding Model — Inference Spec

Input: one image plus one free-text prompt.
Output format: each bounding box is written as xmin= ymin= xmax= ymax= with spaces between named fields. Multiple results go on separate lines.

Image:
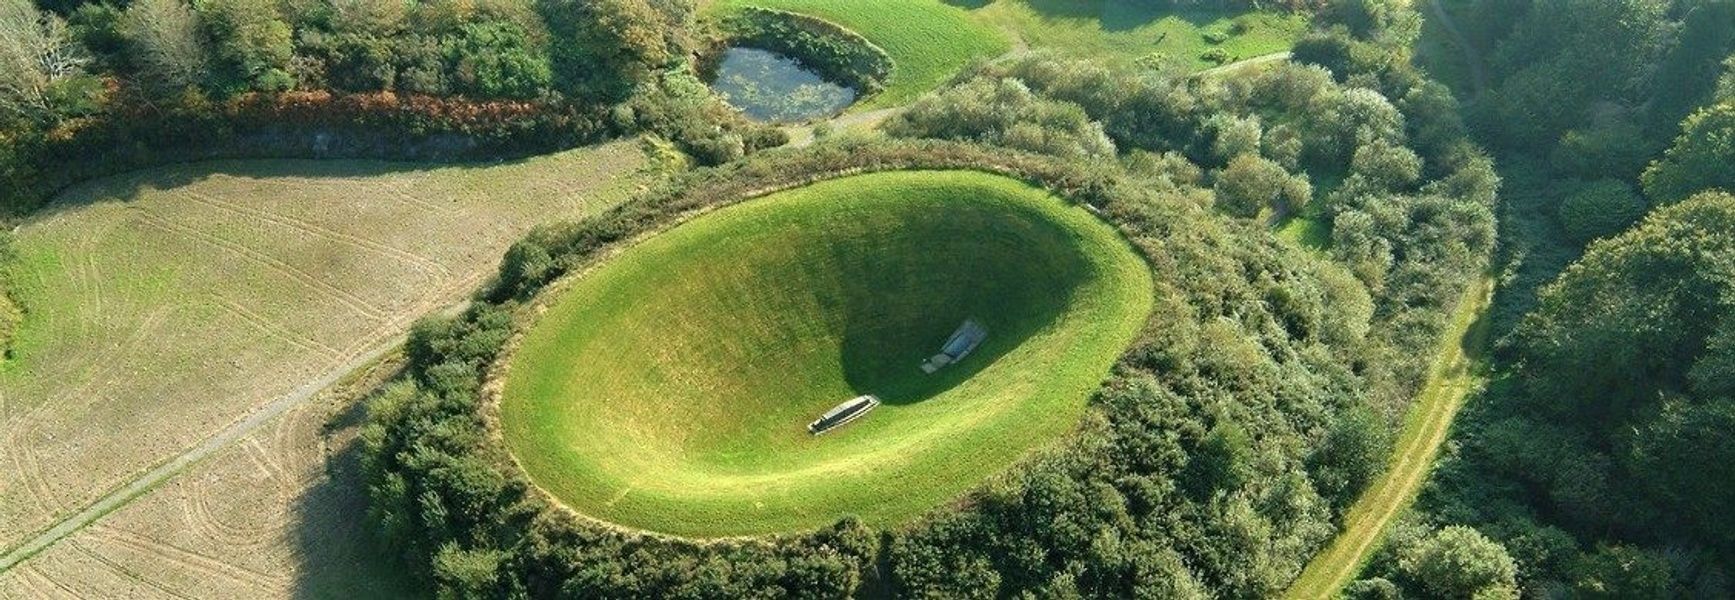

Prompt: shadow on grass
xmin=25 ymin=154 xmax=541 ymax=225
xmin=831 ymin=200 xmax=1096 ymax=407
xmin=1012 ymin=0 xmax=1243 ymax=32
xmin=289 ymin=394 xmax=418 ymax=600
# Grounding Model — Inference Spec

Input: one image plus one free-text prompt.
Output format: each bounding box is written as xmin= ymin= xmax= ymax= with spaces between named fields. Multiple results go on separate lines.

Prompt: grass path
xmin=1284 ymin=274 xmax=1494 ymax=599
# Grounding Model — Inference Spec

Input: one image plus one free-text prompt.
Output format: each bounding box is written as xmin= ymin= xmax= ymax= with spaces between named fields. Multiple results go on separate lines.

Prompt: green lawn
xmin=971 ymin=0 xmax=1309 ymax=69
xmin=499 ymin=171 xmax=1153 ymax=537
xmin=708 ymin=0 xmax=1011 ymax=109
xmin=704 ymin=0 xmax=1307 ymax=111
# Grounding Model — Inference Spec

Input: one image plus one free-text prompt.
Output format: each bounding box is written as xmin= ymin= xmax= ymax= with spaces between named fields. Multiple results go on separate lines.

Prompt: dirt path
xmin=1284 ymin=275 xmax=1494 ymax=599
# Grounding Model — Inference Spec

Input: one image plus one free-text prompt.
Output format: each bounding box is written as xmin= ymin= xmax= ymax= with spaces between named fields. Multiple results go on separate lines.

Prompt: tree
xmin=1719 ymin=55 xmax=1735 ymax=102
xmin=539 ymin=0 xmax=687 ymax=101
xmin=1401 ymin=526 xmax=1519 ymax=599
xmin=1210 ymin=114 xmax=1262 ymax=162
xmin=1214 ymin=154 xmax=1306 ymax=218
xmin=1642 ymin=102 xmax=1735 ymax=204
xmin=444 ymin=21 xmax=552 ymax=99
xmin=497 ymin=238 xmax=553 ymax=297
xmin=0 ymin=0 xmax=91 ymax=123
xmin=1350 ymin=138 xmax=1422 ymax=190
xmin=1647 ymin=1 xmax=1735 ymax=127
xmin=1186 ymin=420 xmax=1254 ymax=497
xmin=1570 ymin=544 xmax=1678 ymax=599
xmin=1557 ymin=179 xmax=1645 ymax=243
xmin=119 ymin=0 xmax=207 ymax=96
xmin=886 ymin=77 xmax=1115 ymax=160
xmin=197 ymin=0 xmax=293 ymax=92
xmin=1517 ymin=191 xmax=1735 ymax=426
xmin=432 ymin=542 xmax=506 ymax=598
xmin=1343 ymin=577 xmax=1401 ymax=600
xmin=1629 ymin=398 xmax=1735 ymax=550
xmin=1307 ymin=405 xmax=1392 ymax=512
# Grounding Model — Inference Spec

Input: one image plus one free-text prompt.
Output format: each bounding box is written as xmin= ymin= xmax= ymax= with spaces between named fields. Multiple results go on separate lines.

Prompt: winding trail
xmin=1284 ymin=275 xmax=1494 ymax=599
xmin=1284 ymin=6 xmax=1497 ymax=595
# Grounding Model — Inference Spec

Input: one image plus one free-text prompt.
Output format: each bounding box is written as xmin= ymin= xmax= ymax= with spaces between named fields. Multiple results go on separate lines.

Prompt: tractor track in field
xmin=128 ymin=207 xmax=387 ymax=321
xmin=181 ymin=190 xmax=454 ymax=280
xmin=0 ymin=330 xmax=406 ymax=573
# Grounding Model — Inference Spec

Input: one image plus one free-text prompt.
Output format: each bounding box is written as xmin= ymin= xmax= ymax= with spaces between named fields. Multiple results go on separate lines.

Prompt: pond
xmin=709 ymin=47 xmax=857 ymax=123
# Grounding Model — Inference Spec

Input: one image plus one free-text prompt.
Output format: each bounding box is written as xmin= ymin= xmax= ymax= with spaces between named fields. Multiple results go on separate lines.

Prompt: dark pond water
xmin=709 ymin=47 xmax=857 ymax=123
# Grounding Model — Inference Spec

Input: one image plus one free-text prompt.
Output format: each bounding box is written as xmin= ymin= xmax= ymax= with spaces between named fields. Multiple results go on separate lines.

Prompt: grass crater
xmin=497 ymin=171 xmax=1152 ymax=537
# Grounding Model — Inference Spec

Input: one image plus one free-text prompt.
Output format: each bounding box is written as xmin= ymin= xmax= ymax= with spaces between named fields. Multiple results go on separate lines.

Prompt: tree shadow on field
xmin=288 ymin=392 xmax=418 ymax=600
xmin=1013 ymin=0 xmax=1238 ymax=32
xmin=24 ymin=155 xmax=538 ymax=225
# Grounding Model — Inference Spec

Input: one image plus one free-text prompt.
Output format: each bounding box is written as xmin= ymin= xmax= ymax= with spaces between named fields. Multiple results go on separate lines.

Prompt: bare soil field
xmin=0 ymin=141 xmax=648 ymax=597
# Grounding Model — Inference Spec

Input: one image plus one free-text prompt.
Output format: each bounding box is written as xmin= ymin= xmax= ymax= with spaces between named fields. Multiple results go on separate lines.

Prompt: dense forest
xmin=1348 ymin=0 xmax=1735 ymax=598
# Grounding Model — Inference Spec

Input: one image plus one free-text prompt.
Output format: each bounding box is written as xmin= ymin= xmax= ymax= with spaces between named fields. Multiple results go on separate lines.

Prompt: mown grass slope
xmin=708 ymin=0 xmax=1010 ymax=109
xmin=500 ymin=170 xmax=1152 ymax=537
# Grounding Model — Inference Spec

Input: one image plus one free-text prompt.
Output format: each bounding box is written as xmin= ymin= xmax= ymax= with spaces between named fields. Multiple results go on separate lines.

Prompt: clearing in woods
xmin=0 ymin=141 xmax=648 ymax=595
xmin=498 ymin=171 xmax=1154 ymax=537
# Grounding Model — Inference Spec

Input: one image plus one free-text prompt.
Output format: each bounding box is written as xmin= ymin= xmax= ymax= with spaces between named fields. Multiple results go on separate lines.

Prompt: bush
xmin=1557 ymin=179 xmax=1645 ymax=243
xmin=1401 ymin=526 xmax=1519 ymax=599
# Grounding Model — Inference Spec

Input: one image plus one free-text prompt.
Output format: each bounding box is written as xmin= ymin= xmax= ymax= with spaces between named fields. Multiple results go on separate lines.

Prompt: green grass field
xmin=709 ymin=0 xmax=1011 ymax=109
xmin=971 ymin=0 xmax=1309 ymax=68
xmin=499 ymin=171 xmax=1153 ymax=537
xmin=704 ymin=0 xmax=1306 ymax=110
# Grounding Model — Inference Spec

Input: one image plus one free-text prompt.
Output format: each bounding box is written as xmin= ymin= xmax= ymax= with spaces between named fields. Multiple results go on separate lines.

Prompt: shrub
xmin=1557 ymin=179 xmax=1645 ymax=243
xmin=1401 ymin=526 xmax=1519 ymax=599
